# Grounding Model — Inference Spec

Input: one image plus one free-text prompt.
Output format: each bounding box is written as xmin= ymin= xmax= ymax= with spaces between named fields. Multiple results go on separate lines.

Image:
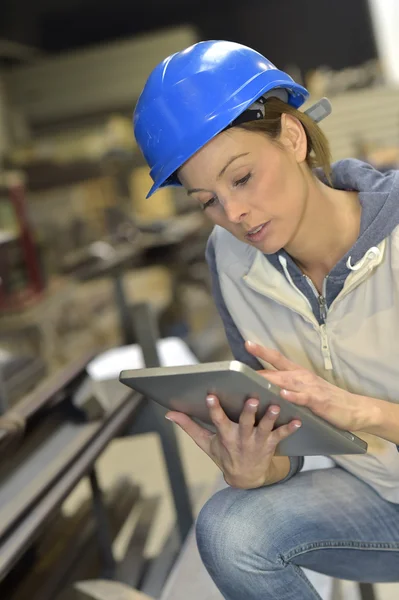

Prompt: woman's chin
xmin=247 ymin=233 xmax=285 ymax=255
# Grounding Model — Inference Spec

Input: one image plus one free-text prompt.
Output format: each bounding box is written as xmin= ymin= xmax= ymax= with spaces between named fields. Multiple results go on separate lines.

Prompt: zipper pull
xmin=318 ymin=295 xmax=328 ymax=323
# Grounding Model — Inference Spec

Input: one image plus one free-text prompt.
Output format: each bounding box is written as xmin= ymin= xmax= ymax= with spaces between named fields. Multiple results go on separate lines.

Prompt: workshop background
xmin=0 ymin=1 xmax=398 ymax=599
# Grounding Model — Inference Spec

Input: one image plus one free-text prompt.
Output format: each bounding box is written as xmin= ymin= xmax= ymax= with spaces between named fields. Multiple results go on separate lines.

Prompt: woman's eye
xmin=202 ymin=197 xmax=218 ymax=210
xmin=234 ymin=173 xmax=251 ymax=187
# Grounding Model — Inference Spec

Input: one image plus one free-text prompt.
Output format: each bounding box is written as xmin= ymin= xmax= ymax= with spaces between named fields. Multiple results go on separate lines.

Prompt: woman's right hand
xmin=165 ymin=395 xmax=301 ymax=489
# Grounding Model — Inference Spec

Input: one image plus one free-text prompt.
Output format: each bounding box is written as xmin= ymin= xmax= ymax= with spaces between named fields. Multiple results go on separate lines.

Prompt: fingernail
xmin=270 ymin=406 xmax=280 ymax=415
xmin=246 ymin=341 xmax=256 ymax=347
xmin=206 ymin=396 xmax=216 ymax=406
xmin=293 ymin=422 xmax=302 ymax=428
xmin=281 ymin=389 xmax=289 ymax=396
xmin=165 ymin=416 xmax=174 ymax=422
xmin=248 ymin=400 xmax=259 ymax=408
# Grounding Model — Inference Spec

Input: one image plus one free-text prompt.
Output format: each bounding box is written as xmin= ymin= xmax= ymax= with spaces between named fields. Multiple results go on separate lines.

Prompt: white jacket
xmin=211 ymin=223 xmax=399 ymax=502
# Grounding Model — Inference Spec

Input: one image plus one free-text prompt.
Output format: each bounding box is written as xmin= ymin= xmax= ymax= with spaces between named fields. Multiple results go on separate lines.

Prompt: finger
xmin=245 ymin=342 xmax=300 ymax=371
xmin=256 ymin=404 xmax=281 ymax=437
xmin=267 ymin=420 xmax=302 ymax=449
xmin=280 ymin=389 xmax=310 ymax=406
xmin=206 ymin=395 xmax=233 ymax=438
xmin=165 ymin=411 xmax=213 ymax=455
xmin=262 ymin=370 xmax=303 ymax=391
xmin=238 ymin=398 xmax=259 ymax=439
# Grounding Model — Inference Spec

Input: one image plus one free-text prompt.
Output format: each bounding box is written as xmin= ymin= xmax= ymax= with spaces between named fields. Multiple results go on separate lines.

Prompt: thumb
xmin=165 ymin=411 xmax=213 ymax=455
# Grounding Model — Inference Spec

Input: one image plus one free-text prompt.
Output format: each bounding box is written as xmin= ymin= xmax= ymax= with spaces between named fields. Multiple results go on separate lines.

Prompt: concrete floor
xmin=64 ymin=424 xmax=399 ymax=600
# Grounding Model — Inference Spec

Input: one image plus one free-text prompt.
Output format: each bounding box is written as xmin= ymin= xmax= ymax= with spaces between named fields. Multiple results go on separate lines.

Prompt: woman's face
xmin=178 ymin=116 xmax=310 ymax=254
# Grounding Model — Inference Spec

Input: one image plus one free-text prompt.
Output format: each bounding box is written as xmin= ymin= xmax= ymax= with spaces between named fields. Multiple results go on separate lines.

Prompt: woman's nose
xmin=223 ymin=198 xmax=249 ymax=223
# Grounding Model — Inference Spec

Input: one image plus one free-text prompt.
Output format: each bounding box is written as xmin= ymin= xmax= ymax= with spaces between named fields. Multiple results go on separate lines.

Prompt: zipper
xmin=304 ymin=275 xmax=333 ymax=370
xmin=304 ymin=275 xmax=328 ymax=324
xmin=320 ymin=324 xmax=333 ymax=370
xmin=318 ymin=296 xmax=328 ymax=322
xmin=246 ymin=254 xmax=334 ymax=371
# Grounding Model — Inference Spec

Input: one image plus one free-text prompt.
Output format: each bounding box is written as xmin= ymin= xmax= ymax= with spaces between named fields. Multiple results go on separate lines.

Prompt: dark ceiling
xmin=0 ymin=0 xmax=222 ymax=54
xmin=0 ymin=0 xmax=377 ymax=76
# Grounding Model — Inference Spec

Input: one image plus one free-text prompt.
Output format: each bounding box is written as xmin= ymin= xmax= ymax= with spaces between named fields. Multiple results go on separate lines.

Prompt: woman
xmin=134 ymin=41 xmax=399 ymax=599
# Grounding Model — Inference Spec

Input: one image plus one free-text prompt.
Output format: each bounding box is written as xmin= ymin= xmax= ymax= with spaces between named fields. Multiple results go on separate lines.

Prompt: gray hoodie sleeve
xmin=205 ymin=235 xmax=304 ymax=483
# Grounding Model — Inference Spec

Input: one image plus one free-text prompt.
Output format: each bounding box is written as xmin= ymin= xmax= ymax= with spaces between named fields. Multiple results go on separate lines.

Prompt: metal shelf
xmin=0 ymin=381 xmax=141 ymax=580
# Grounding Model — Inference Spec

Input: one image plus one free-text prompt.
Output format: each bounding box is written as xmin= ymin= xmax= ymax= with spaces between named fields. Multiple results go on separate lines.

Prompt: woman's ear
xmin=279 ymin=113 xmax=307 ymax=163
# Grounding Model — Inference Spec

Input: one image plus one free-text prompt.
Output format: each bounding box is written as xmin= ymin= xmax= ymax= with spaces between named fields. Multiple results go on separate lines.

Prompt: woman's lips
xmin=245 ymin=221 xmax=271 ymax=242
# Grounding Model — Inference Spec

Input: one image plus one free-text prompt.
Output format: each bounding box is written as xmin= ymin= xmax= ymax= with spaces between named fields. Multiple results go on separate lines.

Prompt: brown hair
xmin=239 ymin=97 xmax=332 ymax=183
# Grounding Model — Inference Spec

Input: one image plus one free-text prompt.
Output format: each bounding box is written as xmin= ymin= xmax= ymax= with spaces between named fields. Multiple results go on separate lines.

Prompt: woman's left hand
xmin=246 ymin=341 xmax=378 ymax=432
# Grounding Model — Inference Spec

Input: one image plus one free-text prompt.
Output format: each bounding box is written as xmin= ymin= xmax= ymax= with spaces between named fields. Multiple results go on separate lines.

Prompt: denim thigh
xmin=196 ymin=468 xmax=399 ymax=599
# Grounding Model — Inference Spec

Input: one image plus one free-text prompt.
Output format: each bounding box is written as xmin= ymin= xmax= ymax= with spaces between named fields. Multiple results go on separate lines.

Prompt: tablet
xmin=119 ymin=360 xmax=368 ymax=456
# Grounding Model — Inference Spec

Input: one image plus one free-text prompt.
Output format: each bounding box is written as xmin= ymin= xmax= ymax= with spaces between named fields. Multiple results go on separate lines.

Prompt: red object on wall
xmin=0 ymin=177 xmax=45 ymax=311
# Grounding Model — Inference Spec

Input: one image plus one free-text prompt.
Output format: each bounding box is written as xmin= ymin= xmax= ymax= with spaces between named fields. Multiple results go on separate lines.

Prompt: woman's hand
xmin=246 ymin=341 xmax=378 ymax=432
xmin=165 ymin=396 xmax=301 ymax=489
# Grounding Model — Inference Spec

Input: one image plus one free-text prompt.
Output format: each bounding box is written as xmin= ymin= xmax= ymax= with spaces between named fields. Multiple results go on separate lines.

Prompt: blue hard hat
xmin=134 ymin=40 xmax=309 ymax=198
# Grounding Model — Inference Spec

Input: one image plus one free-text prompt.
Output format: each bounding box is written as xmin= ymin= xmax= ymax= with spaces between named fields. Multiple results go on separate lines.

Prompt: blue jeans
xmin=195 ymin=467 xmax=399 ymax=599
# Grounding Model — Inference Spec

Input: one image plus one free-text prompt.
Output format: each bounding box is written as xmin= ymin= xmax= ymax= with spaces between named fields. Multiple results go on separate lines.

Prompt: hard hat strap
xmin=228 ymin=91 xmax=332 ymax=129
